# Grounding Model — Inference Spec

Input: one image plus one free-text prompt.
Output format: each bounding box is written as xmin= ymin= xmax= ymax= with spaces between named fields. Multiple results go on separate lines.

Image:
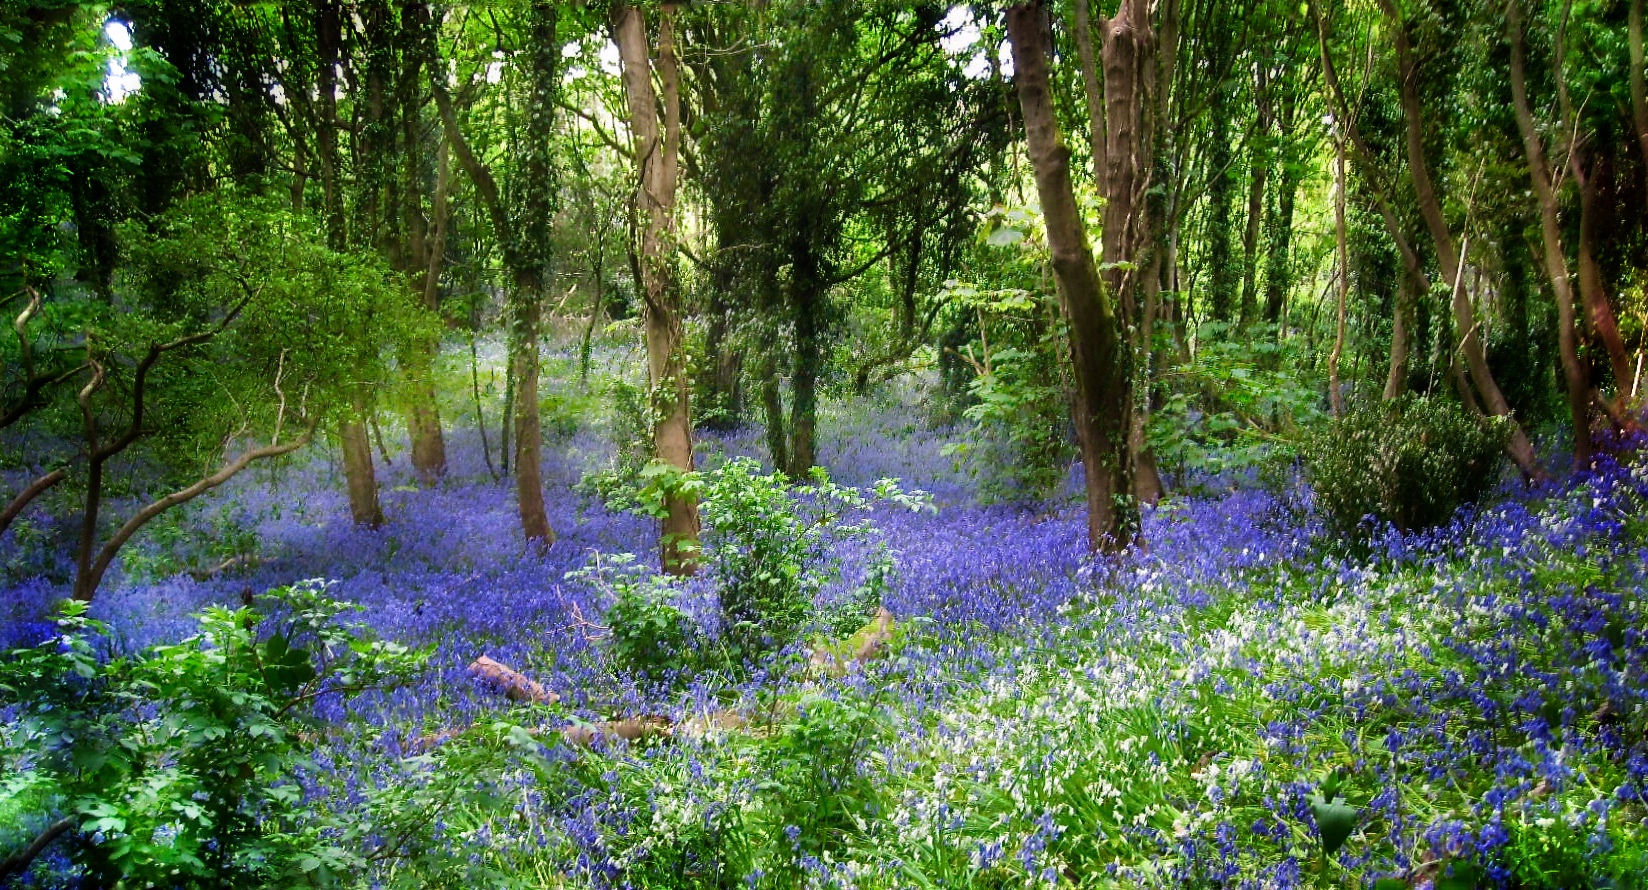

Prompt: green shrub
xmin=0 ymin=581 xmax=428 ymax=887
xmin=582 ymin=457 xmax=929 ymax=673
xmin=1303 ymin=395 xmax=1510 ymax=537
xmin=568 ymin=553 xmax=704 ymax=685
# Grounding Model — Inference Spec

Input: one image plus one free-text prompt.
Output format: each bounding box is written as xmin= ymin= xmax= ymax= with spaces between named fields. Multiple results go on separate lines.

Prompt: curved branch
xmin=75 ymin=418 xmax=317 ymax=602
xmin=0 ymin=817 xmax=75 ymax=883
xmin=0 ymin=469 xmax=67 ymax=539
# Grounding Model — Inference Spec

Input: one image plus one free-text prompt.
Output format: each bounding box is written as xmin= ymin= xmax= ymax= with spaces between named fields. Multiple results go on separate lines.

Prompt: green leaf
xmin=1435 ymin=861 xmax=1480 ymax=890
xmin=985 ymin=226 xmax=1023 ymax=247
xmin=1308 ymin=793 xmax=1358 ymax=856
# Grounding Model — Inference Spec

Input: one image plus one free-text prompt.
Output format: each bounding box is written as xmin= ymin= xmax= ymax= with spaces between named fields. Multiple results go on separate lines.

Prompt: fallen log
xmin=188 ymin=554 xmax=266 ymax=582
xmin=467 ymin=655 xmax=559 ymax=704
xmin=677 ymin=709 xmax=749 ymax=741
xmin=560 ymin=715 xmax=672 ymax=748
xmin=809 ymin=607 xmax=896 ymax=678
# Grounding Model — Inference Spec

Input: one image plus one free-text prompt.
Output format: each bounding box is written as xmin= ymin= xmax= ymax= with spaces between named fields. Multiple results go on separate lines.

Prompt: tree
xmin=428 ymin=1 xmax=565 ymax=545
xmin=612 ymin=3 xmax=700 ymax=574
xmin=1007 ymin=2 xmax=1137 ymax=552
xmin=63 ymin=192 xmax=414 ymax=601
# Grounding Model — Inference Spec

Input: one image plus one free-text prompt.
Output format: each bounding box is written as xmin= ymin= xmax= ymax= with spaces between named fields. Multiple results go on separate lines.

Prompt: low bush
xmin=0 ymin=581 xmax=428 ymax=887
xmin=1303 ymin=395 xmax=1510 ymax=537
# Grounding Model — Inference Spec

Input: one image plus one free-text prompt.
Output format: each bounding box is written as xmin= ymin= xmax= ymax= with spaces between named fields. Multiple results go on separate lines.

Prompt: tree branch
xmin=0 ymin=817 xmax=75 ymax=883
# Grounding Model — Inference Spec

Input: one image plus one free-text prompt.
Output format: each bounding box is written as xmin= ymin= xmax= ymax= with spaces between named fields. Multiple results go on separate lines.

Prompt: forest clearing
xmin=4 ymin=1 xmax=1648 ymax=888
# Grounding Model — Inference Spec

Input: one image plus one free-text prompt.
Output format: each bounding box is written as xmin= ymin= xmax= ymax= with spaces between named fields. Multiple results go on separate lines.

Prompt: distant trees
xmin=6 ymin=0 xmax=1648 ymax=570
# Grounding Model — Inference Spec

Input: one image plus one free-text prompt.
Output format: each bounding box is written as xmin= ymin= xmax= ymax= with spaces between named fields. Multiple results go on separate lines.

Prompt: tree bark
xmin=0 ymin=469 xmax=65 ymax=540
xmin=1507 ymin=1 xmax=1593 ymax=470
xmin=508 ymin=298 xmax=551 ymax=544
xmin=1575 ymin=174 xmax=1632 ymax=397
xmin=400 ymin=8 xmax=447 ymax=485
xmin=340 ymin=404 xmax=385 ymax=528
xmin=614 ymin=2 xmax=700 ymax=574
xmin=1329 ymin=134 xmax=1348 ymax=417
xmin=1262 ymin=153 xmax=1300 ymax=325
xmin=1381 ymin=0 xmax=1543 ymax=478
xmin=314 ymin=0 xmax=348 ymax=251
xmin=1008 ymin=2 xmax=1137 ymax=552
xmin=787 ymin=257 xmax=823 ymax=477
xmin=1632 ymin=0 xmax=1648 ymax=171
xmin=1242 ymin=68 xmax=1271 ymax=327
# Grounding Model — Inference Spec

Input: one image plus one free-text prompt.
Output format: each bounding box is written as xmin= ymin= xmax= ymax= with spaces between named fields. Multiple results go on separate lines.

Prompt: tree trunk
xmin=509 ymin=293 xmax=551 ymax=544
xmin=788 ymin=263 xmax=823 ymax=477
xmin=760 ymin=347 xmax=789 ymax=473
xmin=1382 ymin=0 xmax=1543 ymax=478
xmin=1329 ymin=134 xmax=1348 ymax=417
xmin=340 ymin=404 xmax=384 ymax=528
xmin=428 ymin=0 xmax=558 ymax=544
xmin=1241 ymin=67 xmax=1271 ymax=327
xmin=1385 ymin=277 xmax=1414 ymax=399
xmin=1632 ymin=0 xmax=1648 ymax=170
xmin=1314 ymin=1 xmax=1417 ymax=400
xmin=614 ymin=2 xmax=700 ymax=574
xmin=1008 ymin=2 xmax=1138 ymax=552
xmin=314 ymin=0 xmax=347 ymax=251
xmin=1507 ymin=2 xmax=1593 ymax=470
xmin=1575 ymin=174 xmax=1632 ymax=398
xmin=1262 ymin=161 xmax=1300 ymax=325
xmin=1206 ymin=101 xmax=1237 ymax=323
xmin=402 ymin=31 xmax=447 ymax=486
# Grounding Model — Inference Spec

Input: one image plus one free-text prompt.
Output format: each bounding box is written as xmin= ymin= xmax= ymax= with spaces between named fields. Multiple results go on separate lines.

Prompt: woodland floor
xmin=3 ymin=339 xmax=1648 ymax=889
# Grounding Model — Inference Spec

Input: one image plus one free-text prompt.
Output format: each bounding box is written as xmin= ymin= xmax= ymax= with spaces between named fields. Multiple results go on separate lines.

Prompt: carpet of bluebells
xmin=4 ymin=342 xmax=1648 ymax=888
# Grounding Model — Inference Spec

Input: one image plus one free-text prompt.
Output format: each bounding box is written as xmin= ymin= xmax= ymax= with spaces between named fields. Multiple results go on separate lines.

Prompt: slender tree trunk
xmin=1385 ymin=277 xmax=1414 ymax=399
xmin=1206 ymin=100 xmax=1237 ymax=323
xmin=1262 ymin=162 xmax=1300 ymax=325
xmin=314 ymin=0 xmax=347 ymax=252
xmin=1575 ymin=175 xmax=1632 ymax=397
xmin=1632 ymin=0 xmax=1648 ymax=170
xmin=470 ymin=333 xmax=498 ymax=482
xmin=1382 ymin=0 xmax=1543 ymax=478
xmin=1507 ymin=3 xmax=1592 ymax=469
xmin=1008 ymin=2 xmax=1138 ymax=552
xmin=788 ymin=262 xmax=822 ymax=477
xmin=428 ymin=0 xmax=558 ymax=543
xmin=760 ymin=347 xmax=789 ymax=473
xmin=403 ymin=49 xmax=448 ymax=486
xmin=509 ymin=291 xmax=551 ymax=543
xmin=1072 ymin=0 xmax=1105 ymax=180
xmin=1329 ymin=135 xmax=1349 ymax=417
xmin=614 ymin=2 xmax=700 ymax=573
xmin=1241 ymin=68 xmax=1271 ymax=327
xmin=1315 ymin=2 xmax=1418 ymax=399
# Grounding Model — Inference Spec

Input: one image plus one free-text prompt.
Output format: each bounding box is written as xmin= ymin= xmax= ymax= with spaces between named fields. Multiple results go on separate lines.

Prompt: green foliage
xmin=568 ymin=553 xmax=704 ymax=686
xmin=698 ymin=459 xmax=921 ymax=662
xmin=1303 ymin=395 xmax=1510 ymax=537
xmin=754 ymin=691 xmax=889 ymax=877
xmin=584 ymin=457 xmax=929 ymax=671
xmin=938 ymin=209 xmax=1077 ymax=504
xmin=0 ymin=581 xmax=429 ymax=887
xmin=120 ymin=189 xmax=427 ymax=426
xmin=1149 ymin=322 xmax=1324 ymax=488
